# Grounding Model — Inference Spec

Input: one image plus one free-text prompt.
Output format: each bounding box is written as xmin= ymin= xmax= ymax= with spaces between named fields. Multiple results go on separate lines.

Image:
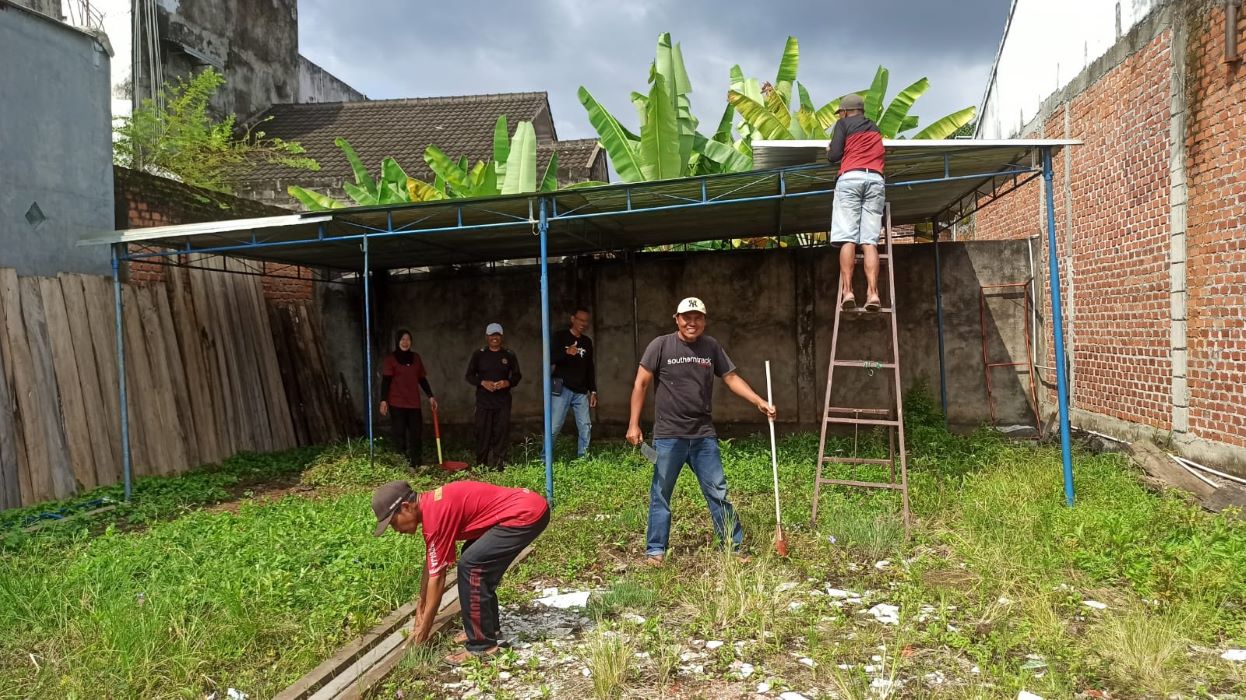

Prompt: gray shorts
xmin=830 ymin=171 xmax=886 ymax=246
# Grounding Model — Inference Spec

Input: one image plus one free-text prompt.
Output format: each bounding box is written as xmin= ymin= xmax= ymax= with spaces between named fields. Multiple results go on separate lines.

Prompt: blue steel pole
xmin=932 ymin=224 xmax=950 ymax=428
xmin=363 ymin=235 xmax=374 ymax=463
xmin=1042 ymin=147 xmax=1075 ymax=506
xmin=111 ymin=245 xmax=133 ymax=501
xmin=539 ymin=198 xmax=554 ymax=505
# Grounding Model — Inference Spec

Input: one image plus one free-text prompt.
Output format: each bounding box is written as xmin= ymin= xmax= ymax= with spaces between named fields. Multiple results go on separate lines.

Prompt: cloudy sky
xmin=299 ymin=0 xmax=1010 ymax=142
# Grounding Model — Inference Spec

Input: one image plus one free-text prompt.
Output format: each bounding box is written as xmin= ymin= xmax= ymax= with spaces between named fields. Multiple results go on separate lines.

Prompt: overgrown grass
xmin=2 ymin=389 xmax=1244 ymax=698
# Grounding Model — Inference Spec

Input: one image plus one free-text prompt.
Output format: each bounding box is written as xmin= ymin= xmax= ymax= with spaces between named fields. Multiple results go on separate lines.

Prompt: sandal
xmin=445 ymin=646 xmax=501 ymax=665
xmin=643 ymin=554 xmax=665 ymax=568
xmin=841 ymin=294 xmax=857 ymax=311
xmin=864 ymin=296 xmax=881 ymax=312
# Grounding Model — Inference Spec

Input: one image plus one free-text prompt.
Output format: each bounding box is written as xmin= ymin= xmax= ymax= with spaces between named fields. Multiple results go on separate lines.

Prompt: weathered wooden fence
xmin=0 ymin=263 xmax=353 ymax=510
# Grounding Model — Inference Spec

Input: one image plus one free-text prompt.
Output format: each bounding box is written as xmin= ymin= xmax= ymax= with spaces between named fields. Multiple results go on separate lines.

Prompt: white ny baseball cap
xmin=486 ymin=323 xmax=504 ymax=335
xmin=676 ymin=297 xmax=707 ymax=315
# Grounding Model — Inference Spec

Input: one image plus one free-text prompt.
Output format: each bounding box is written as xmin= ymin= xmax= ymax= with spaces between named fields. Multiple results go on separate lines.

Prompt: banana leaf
xmin=729 ymin=64 xmax=746 ymax=91
xmin=501 ymin=120 xmax=537 ymax=194
xmin=774 ymin=36 xmax=799 ymax=103
xmin=900 ymin=115 xmax=919 ymax=133
xmin=406 ymin=179 xmax=445 ymax=202
xmin=423 ymin=145 xmax=472 ymax=194
xmin=877 ymin=77 xmax=929 ymax=138
xmin=764 ymin=89 xmax=792 ymax=129
xmin=639 ymin=73 xmax=681 ymax=181
xmin=540 ymin=152 xmax=559 ymax=193
xmin=728 ymin=91 xmax=790 ymax=140
xmin=578 ymin=85 xmax=644 ymax=183
xmin=694 ymin=133 xmax=753 ymax=172
xmin=864 ymin=66 xmax=888 ymax=124
xmin=342 ymin=181 xmax=377 ymax=206
xmin=913 ymin=106 xmax=976 ymax=140
xmin=710 ymin=103 xmax=735 ymax=144
xmin=380 ymin=157 xmax=410 ymax=200
xmin=334 ymin=138 xmax=376 ymax=192
xmin=797 ymin=82 xmax=816 ymax=113
xmin=630 ymin=91 xmax=649 ymax=129
xmin=561 ymin=180 xmax=609 ymax=189
xmin=493 ymin=115 xmax=509 ymax=180
xmin=286 ymin=186 xmax=343 ymax=211
xmin=795 ymin=108 xmax=820 ymax=140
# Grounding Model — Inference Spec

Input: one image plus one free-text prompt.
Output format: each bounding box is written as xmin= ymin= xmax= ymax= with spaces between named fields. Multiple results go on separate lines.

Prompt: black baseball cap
xmin=372 ymin=480 xmax=414 ymax=536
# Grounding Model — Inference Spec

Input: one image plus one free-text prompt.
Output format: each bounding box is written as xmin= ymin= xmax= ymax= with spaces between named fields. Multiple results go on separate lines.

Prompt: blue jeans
xmin=551 ymin=389 xmax=592 ymax=456
xmin=645 ymin=437 xmax=744 ymax=556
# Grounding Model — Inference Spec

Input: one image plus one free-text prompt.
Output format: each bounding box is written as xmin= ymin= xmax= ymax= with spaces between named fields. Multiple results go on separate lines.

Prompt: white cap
xmin=675 ymin=297 xmax=707 ymax=315
xmin=486 ymin=322 xmax=504 ymax=335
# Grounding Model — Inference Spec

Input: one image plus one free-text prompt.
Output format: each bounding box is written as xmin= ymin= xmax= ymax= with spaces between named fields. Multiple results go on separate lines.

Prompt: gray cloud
xmin=299 ymin=0 xmax=1009 ymax=142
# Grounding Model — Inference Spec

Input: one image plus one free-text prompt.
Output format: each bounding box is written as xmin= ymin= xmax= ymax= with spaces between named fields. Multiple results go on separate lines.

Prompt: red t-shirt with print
xmin=420 ymin=481 xmax=548 ymax=575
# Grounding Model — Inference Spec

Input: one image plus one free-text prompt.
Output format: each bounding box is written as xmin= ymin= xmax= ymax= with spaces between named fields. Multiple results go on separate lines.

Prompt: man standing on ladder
xmin=826 ymin=93 xmax=886 ymax=312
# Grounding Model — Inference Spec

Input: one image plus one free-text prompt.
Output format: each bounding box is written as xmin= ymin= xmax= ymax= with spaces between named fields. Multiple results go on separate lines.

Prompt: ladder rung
xmin=841 ymin=307 xmax=895 ymax=314
xmin=831 ymin=360 xmax=897 ymax=368
xmin=816 ymin=478 xmax=905 ymax=491
xmin=824 ymin=415 xmax=901 ymax=427
xmin=986 ymin=362 xmax=1029 ymax=369
xmin=825 ymin=407 xmax=891 ymax=416
xmin=822 ymin=456 xmax=893 ymax=465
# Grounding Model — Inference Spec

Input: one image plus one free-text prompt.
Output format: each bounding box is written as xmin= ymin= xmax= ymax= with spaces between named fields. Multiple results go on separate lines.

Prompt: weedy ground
xmin=1 ymin=392 xmax=1243 ymax=699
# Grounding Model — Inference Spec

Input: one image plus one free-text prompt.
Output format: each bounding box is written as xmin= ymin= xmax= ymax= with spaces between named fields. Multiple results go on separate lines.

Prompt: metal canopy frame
xmin=84 ymin=139 xmax=1079 ymax=510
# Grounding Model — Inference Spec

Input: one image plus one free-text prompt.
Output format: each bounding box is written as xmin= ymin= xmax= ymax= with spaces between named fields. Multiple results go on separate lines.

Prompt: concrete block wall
xmin=973 ymin=0 xmax=1246 ymax=472
xmin=333 ymin=242 xmax=1038 ymax=436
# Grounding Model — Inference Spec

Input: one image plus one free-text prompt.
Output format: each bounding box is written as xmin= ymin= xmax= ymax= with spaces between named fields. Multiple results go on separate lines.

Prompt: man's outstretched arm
xmin=723 ymin=371 xmax=777 ymax=419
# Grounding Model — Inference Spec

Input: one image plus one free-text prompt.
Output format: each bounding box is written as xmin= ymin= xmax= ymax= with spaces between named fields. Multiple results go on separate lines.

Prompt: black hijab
xmin=393 ymin=329 xmax=414 ymax=365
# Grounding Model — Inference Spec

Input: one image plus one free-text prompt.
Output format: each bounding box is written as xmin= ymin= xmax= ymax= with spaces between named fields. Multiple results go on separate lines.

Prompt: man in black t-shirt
xmin=626 ymin=297 xmax=776 ymax=566
xmin=550 ymin=307 xmax=597 ymax=458
xmin=465 ymin=323 xmax=522 ymax=470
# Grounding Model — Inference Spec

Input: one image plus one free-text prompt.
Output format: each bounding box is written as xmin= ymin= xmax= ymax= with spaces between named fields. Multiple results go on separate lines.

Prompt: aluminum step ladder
xmin=812 ymin=203 xmax=911 ymax=533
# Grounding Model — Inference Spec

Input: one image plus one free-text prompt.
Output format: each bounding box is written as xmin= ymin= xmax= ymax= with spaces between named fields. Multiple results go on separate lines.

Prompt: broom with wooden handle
xmin=765 ymin=361 xmax=789 ymax=557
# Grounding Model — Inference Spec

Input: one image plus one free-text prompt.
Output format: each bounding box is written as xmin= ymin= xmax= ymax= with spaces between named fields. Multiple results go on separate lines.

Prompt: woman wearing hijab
xmin=380 ymin=329 xmax=438 ymax=468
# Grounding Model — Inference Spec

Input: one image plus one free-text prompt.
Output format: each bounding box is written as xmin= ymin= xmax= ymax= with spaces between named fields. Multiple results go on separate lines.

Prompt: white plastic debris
xmin=534 ymin=590 xmax=591 ymax=609
xmin=874 ymin=560 xmax=891 ymax=570
xmin=997 ymin=596 xmax=1014 ymax=605
xmin=497 ymin=671 xmax=511 ymax=681
xmin=867 ymin=603 xmax=900 ymax=625
xmin=925 ymin=671 xmax=946 ymax=686
xmin=971 ymin=665 xmax=980 ymax=674
xmin=777 ymin=582 xmax=799 ymax=593
xmin=1018 ymin=692 xmax=1043 ymax=700
xmin=623 ymin=613 xmax=647 ymax=624
xmin=705 ymin=640 xmax=724 ymax=650
xmin=757 ymin=682 xmax=772 ymax=693
xmin=826 ymin=587 xmax=856 ymax=598
xmin=1222 ymin=649 xmax=1246 ymax=662
xmin=798 ymin=657 xmax=816 ymax=668
xmin=788 ymin=601 xmax=805 ymax=611
xmin=734 ymin=661 xmax=755 ymax=678
xmin=870 ymin=678 xmax=895 ymax=693
xmin=871 ymin=655 xmax=882 ymax=662
xmin=226 ymin=691 xmax=247 ymax=700
xmin=1082 ymin=600 xmax=1108 ymax=610
xmin=581 ymin=667 xmax=591 ymax=677
xmin=837 ymin=663 xmax=852 ymax=670
xmin=779 ymin=693 xmax=809 ymax=700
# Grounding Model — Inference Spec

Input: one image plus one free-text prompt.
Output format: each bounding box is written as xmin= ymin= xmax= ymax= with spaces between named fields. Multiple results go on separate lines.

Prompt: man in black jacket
xmin=465 ymin=323 xmax=522 ymax=470
xmin=550 ymin=307 xmax=597 ymax=458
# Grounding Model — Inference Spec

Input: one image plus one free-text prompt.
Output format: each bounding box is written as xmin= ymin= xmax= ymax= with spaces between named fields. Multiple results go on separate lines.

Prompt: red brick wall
xmin=976 ymin=30 xmax=1175 ymax=431
xmin=1185 ymin=3 xmax=1246 ymax=448
xmin=113 ymin=167 xmax=314 ymax=303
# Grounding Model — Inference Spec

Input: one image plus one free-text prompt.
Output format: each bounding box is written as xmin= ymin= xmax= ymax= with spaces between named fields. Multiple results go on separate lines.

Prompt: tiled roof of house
xmin=244 ymin=91 xmax=564 ymax=184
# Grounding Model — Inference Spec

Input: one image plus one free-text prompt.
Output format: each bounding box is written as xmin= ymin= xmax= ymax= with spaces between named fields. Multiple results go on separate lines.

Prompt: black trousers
xmin=474 ymin=400 xmax=511 ymax=468
xmin=458 ymin=508 xmax=550 ymax=651
xmin=389 ymin=406 xmax=423 ymax=466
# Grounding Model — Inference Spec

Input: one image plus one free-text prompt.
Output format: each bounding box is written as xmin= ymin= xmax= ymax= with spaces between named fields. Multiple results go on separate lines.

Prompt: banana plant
xmin=288 ymin=117 xmax=560 ymax=211
xmin=728 ymin=38 xmax=977 ymax=140
xmin=578 ymin=32 xmax=752 ymax=183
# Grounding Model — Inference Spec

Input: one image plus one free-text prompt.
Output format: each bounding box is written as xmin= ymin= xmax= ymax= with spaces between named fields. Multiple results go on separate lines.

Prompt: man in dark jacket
xmin=550 ymin=307 xmax=597 ymax=458
xmin=465 ymin=323 xmax=522 ymax=470
xmin=826 ymin=93 xmax=886 ymax=312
